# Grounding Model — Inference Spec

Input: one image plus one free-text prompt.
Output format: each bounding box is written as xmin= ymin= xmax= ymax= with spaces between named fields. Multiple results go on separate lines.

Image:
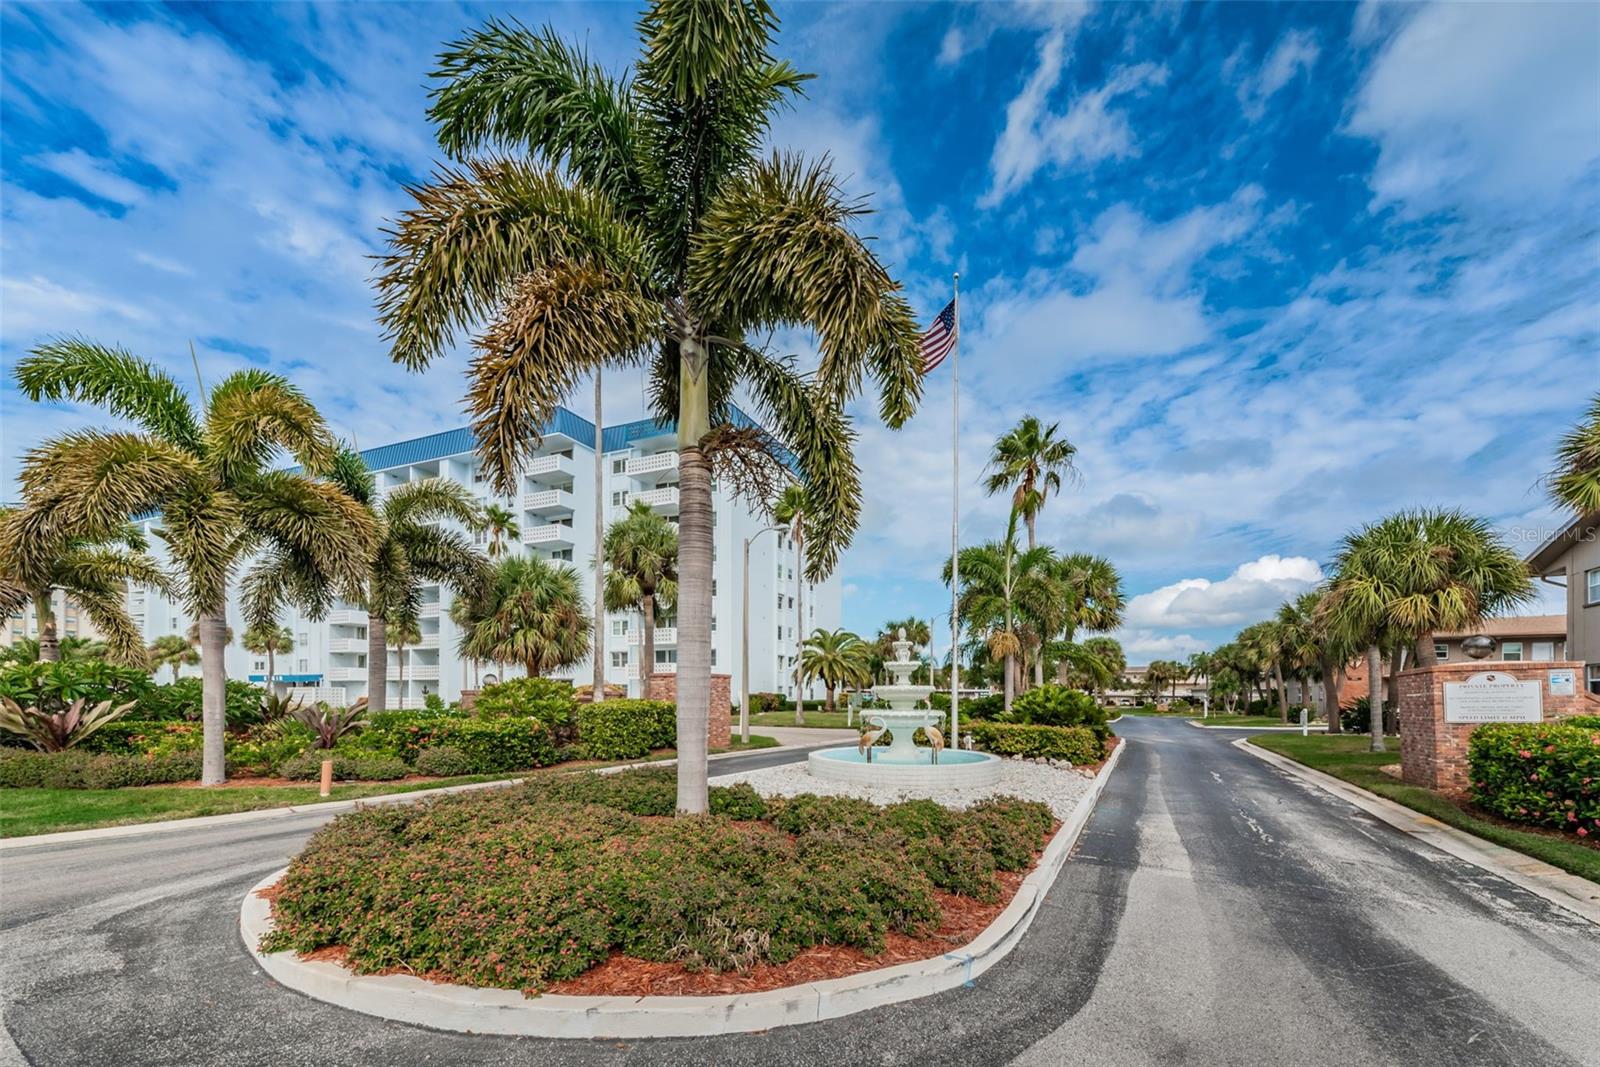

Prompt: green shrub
xmin=423 ymin=692 xmax=448 ymax=713
xmin=414 ymin=746 xmax=475 ymax=777
xmin=473 ymin=677 xmax=577 ymax=740
xmin=226 ymin=731 xmax=313 ymax=776
xmin=929 ymin=691 xmax=951 ymax=711
xmin=881 ymin=798 xmax=956 ymax=840
xmin=278 ymin=752 xmax=412 ymax=781
xmin=959 ymin=694 xmax=1006 ymax=721
xmin=1169 ymin=698 xmax=1192 ymax=713
xmin=969 ymin=722 xmax=1104 ymax=764
xmin=80 ymin=719 xmax=202 ymax=755
xmin=358 ymin=710 xmax=558 ymax=772
xmin=1008 ymin=685 xmax=1108 ymax=740
xmin=1565 ymin=714 xmax=1600 ymax=730
xmin=574 ymin=699 xmax=676 ymax=760
xmin=765 ymin=793 xmax=879 ymax=835
xmin=908 ymin=824 xmax=1001 ymax=901
xmin=0 ymin=748 xmax=202 ymax=788
xmin=708 ymin=781 xmax=768 ymax=820
xmin=1469 ymin=721 xmax=1600 ymax=835
xmin=963 ymin=797 xmax=1054 ymax=869
xmin=0 ymin=659 xmax=150 ymax=716
xmin=749 ymin=691 xmax=784 ymax=714
xmin=133 ymin=677 xmax=266 ymax=725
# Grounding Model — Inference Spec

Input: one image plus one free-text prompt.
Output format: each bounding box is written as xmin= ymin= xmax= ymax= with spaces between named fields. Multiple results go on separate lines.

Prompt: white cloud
xmin=1347 ymin=3 xmax=1600 ymax=211
xmin=937 ymin=27 xmax=965 ymax=67
xmin=31 ymin=148 xmax=152 ymax=207
xmin=1110 ymin=628 xmax=1209 ymax=664
xmin=1124 ymin=555 xmax=1324 ymax=629
xmin=983 ymin=27 xmax=1166 ymax=206
xmin=1232 ymin=30 xmax=1318 ymax=121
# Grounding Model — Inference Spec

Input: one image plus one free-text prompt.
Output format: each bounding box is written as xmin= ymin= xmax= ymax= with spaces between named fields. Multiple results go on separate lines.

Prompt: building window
xmin=1500 ymin=641 xmax=1523 ymax=661
xmin=710 ymin=648 xmax=718 ymax=667
xmin=611 ymin=619 xmax=629 ymax=636
xmin=1588 ymin=665 xmax=1600 ymax=695
xmin=612 ymin=458 xmax=626 ymax=474
xmin=1588 ymin=567 xmax=1600 ymax=605
xmin=1531 ymin=641 xmax=1555 ymax=662
xmin=655 ymin=649 xmax=676 ymax=665
xmin=253 ymin=660 xmax=265 ymax=671
xmin=553 ymin=549 xmax=573 ymax=561
xmin=1434 ymin=643 xmax=1447 ymax=661
xmin=298 ymin=632 xmax=308 ymax=645
xmin=611 ymin=651 xmax=628 ymax=667
xmin=298 ymin=658 xmax=309 ymax=671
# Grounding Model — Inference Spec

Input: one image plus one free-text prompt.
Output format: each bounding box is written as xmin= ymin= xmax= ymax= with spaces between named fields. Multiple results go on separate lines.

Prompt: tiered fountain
xmin=808 ymin=627 xmax=1002 ymax=789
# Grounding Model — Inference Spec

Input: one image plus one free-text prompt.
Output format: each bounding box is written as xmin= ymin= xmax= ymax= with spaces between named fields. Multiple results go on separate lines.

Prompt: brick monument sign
xmin=646 ymin=672 xmax=732 ymax=748
xmin=1396 ymin=660 xmax=1591 ymax=794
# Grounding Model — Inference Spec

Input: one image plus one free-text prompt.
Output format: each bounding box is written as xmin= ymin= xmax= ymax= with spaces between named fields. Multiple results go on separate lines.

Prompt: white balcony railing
xmin=635 ymin=486 xmax=679 ymax=512
xmin=626 ymin=662 xmax=678 ymax=679
xmin=395 ymin=664 xmax=440 ymax=681
xmin=415 ymin=633 xmax=440 ymax=649
xmin=627 ymin=627 xmax=677 ymax=646
xmin=417 ymin=601 xmax=441 ymax=617
xmin=524 ymin=453 xmax=575 ymax=482
xmin=625 ymin=451 xmax=678 ymax=478
xmin=325 ymin=667 xmax=366 ymax=682
xmin=327 ymin=609 xmax=367 ymax=625
xmin=524 ymin=523 xmax=576 ymax=545
xmin=521 ymin=488 xmax=575 ymax=514
xmin=327 ymin=638 xmax=366 ymax=653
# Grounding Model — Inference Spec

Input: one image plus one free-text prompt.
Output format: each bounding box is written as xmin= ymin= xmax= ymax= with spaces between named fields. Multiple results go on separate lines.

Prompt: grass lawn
xmin=1249 ymin=733 xmax=1600 ymax=885
xmin=1197 ymin=714 xmax=1320 ymax=728
xmin=0 ymin=734 xmax=780 ymax=839
xmin=1114 ymin=708 xmax=1196 ymax=718
xmin=746 ymin=709 xmax=857 ymax=729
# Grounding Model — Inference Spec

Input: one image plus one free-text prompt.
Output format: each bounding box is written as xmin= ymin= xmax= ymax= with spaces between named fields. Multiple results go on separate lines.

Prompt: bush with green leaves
xmin=226 ymin=730 xmax=315 ymax=777
xmin=749 ymin=691 xmax=784 ymax=714
xmin=1469 ymin=721 xmax=1599 ymax=836
xmin=1007 ymin=685 xmax=1109 ymax=741
xmin=968 ymin=722 xmax=1104 ymax=764
xmin=472 ymin=677 xmax=577 ymax=741
xmin=414 ymin=745 xmax=476 ymax=777
xmin=82 ymin=719 xmax=203 ymax=756
xmin=0 ymin=660 xmax=149 ymax=718
xmin=278 ymin=752 xmax=412 ymax=782
xmin=132 ymin=677 xmax=267 ymax=726
xmin=1169 ymin=698 xmax=1192 ymax=713
xmin=574 ymin=699 xmax=677 ymax=760
xmin=957 ymin=693 xmax=1006 ymax=721
xmin=1565 ymin=714 xmax=1600 ymax=730
xmin=0 ymin=748 xmax=202 ymax=789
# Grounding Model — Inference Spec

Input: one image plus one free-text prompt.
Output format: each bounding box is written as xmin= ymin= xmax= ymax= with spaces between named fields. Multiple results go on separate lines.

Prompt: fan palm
xmin=13 ymin=340 xmax=375 ymax=783
xmin=147 ymin=634 xmax=199 ymax=682
xmin=481 ymin=504 xmax=521 ymax=559
xmin=0 ymin=509 xmax=170 ymax=667
xmin=943 ymin=532 xmax=1062 ymax=712
xmin=799 ymin=628 xmax=872 ymax=713
xmin=1287 ymin=588 xmax=1354 ymax=734
xmin=1069 ymin=636 xmax=1126 ymax=699
xmin=1548 ymin=393 xmax=1600 ymax=515
xmin=380 ymin=3 xmax=923 ymax=812
xmin=241 ymin=624 xmax=294 ymax=691
xmin=600 ymin=500 xmax=678 ymax=694
xmin=1236 ymin=621 xmax=1290 ymax=723
xmin=772 ymin=484 xmax=810 ymax=722
xmin=1040 ymin=551 xmax=1123 ymax=689
xmin=458 ymin=555 xmax=591 ymax=678
xmin=983 ymin=416 xmax=1077 ymax=551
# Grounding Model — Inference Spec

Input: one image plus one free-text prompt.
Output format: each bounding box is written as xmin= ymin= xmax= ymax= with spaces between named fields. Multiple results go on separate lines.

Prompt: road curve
xmin=2 ymin=720 xmax=1595 ymax=1066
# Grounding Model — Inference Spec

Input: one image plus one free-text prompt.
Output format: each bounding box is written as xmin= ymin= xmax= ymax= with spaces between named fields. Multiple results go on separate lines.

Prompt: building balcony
xmin=326 ymin=667 xmax=366 ymax=682
xmin=634 ymin=486 xmax=679 ymax=514
xmin=327 ymin=609 xmax=367 ymax=625
xmin=627 ymin=661 xmax=676 ymax=679
xmin=524 ymin=453 xmax=576 ymax=485
xmin=414 ymin=633 xmax=440 ymax=649
xmin=522 ymin=488 xmax=576 ymax=515
xmin=396 ymin=664 xmax=440 ymax=681
xmin=626 ymin=626 xmax=677 ymax=646
xmin=625 ymin=451 xmax=678 ymax=481
xmin=417 ymin=601 xmax=441 ymax=617
xmin=524 ymin=522 xmax=576 ymax=547
xmin=327 ymin=638 xmax=366 ymax=654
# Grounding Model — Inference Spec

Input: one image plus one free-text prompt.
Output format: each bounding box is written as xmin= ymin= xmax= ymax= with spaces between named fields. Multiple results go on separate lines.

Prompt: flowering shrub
xmin=262 ymin=770 xmax=1054 ymax=990
xmin=1469 ymin=721 xmax=1600 ymax=836
xmin=573 ymin=699 xmax=676 ymax=759
xmin=968 ymin=722 xmax=1105 ymax=764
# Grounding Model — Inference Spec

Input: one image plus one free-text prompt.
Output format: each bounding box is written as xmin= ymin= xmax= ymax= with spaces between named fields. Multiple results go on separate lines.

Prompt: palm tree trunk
xmin=826 ymin=682 xmax=836 ymax=714
xmin=367 ymin=614 xmax=388 ymax=715
xmin=33 ymin=593 xmax=59 ymax=663
xmin=266 ymin=647 xmax=276 ymax=695
xmin=642 ymin=594 xmax=656 ymax=699
xmin=1385 ymin=647 xmax=1405 ymax=736
xmin=199 ymin=609 xmax=228 ymax=785
xmin=794 ymin=525 xmax=805 ymax=726
xmin=676 ymin=440 xmax=713 ymax=814
xmin=397 ymin=644 xmax=406 ymax=706
xmin=1273 ymin=663 xmax=1289 ymax=724
xmin=1367 ymin=644 xmax=1385 ymax=753
xmin=593 ymin=370 xmax=606 ymax=704
xmin=1003 ymin=652 xmax=1015 ymax=711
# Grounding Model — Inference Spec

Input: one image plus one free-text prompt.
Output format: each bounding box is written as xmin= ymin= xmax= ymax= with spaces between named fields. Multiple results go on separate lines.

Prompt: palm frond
xmin=235 ymin=474 xmax=377 ymax=601
xmin=324 ymin=445 xmax=377 ymax=508
xmin=204 ymin=370 xmax=337 ymax=482
xmin=1547 ymin=393 xmax=1600 ymax=515
xmin=16 ymin=432 xmax=205 ymax=552
xmin=14 ymin=339 xmax=203 ymax=453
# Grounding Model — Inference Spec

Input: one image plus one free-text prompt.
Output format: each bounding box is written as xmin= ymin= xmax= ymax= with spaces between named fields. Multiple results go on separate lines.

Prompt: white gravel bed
xmin=717 ymin=757 xmax=1096 ymax=819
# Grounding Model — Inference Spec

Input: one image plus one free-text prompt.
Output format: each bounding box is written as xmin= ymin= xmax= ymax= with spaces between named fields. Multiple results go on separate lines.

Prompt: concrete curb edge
xmin=1233 ymin=736 xmax=1600 ymax=926
xmin=1186 ymin=719 xmax=1327 ymax=732
xmin=238 ymin=739 xmax=1128 ymax=1039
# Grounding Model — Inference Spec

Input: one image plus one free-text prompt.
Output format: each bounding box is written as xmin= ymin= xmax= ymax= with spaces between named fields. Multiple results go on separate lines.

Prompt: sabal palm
xmin=772 ymin=484 xmax=811 ymax=722
xmin=1548 ymin=393 xmax=1600 ymax=515
xmin=147 ymin=634 xmax=199 ymax=683
xmin=600 ymin=500 xmax=678 ymax=693
xmin=458 ymin=555 xmax=591 ymax=678
xmin=379 ymin=4 xmax=922 ymax=812
xmin=1070 ymin=635 xmax=1126 ymax=697
xmin=983 ymin=416 xmax=1077 ymax=550
xmin=0 ymin=510 xmax=170 ymax=667
xmin=481 ymin=503 xmax=521 ymax=559
xmin=1236 ymin=620 xmax=1291 ymax=722
xmin=1289 ymin=588 xmax=1354 ymax=734
xmin=943 ymin=536 xmax=1062 ymax=712
xmin=241 ymin=624 xmax=294 ymax=690
xmin=799 ymin=628 xmax=871 ymax=713
xmin=14 ymin=340 xmax=374 ymax=783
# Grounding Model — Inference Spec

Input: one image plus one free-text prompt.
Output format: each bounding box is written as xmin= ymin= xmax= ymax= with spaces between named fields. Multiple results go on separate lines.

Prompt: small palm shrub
xmin=473 ymin=677 xmax=576 ymax=741
xmin=1007 ymin=685 xmax=1109 ymax=741
xmin=0 ymin=695 xmax=138 ymax=752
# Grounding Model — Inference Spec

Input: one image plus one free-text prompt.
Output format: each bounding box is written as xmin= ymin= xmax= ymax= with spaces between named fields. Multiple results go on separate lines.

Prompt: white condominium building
xmin=127 ymin=407 xmax=841 ymax=708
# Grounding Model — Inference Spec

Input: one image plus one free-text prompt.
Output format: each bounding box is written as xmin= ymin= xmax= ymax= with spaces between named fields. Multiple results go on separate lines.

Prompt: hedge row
xmin=0 ymin=749 xmax=204 ymax=789
xmin=1468 ymin=721 xmax=1600 ymax=836
xmin=574 ymin=699 xmax=676 ymax=760
xmin=968 ymin=722 xmax=1105 ymax=764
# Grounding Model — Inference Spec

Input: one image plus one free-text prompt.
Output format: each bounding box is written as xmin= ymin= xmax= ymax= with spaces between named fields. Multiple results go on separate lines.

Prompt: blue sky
xmin=2 ymin=2 xmax=1596 ymax=662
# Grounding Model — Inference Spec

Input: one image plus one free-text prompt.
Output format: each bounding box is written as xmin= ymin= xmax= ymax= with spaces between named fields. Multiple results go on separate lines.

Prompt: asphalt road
xmin=2 ymin=720 xmax=1596 ymax=1066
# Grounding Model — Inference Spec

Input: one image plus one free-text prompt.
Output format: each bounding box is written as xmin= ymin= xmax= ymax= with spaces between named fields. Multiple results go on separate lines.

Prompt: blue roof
xmin=249 ymin=673 xmax=323 ymax=683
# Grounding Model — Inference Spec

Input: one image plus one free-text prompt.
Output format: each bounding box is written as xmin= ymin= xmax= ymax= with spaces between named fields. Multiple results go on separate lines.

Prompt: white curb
xmin=1234 ymin=737 xmax=1600 ymax=926
xmin=1187 ymin=719 xmax=1326 ymax=731
xmin=240 ymin=739 xmax=1127 ymax=1038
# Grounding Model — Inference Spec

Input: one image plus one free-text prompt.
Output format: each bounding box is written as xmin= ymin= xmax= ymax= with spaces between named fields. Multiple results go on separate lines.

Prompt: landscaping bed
xmin=260 ymin=768 xmax=1061 ymax=995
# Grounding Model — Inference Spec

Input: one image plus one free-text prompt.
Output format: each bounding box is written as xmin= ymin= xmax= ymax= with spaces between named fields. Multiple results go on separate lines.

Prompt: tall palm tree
xmin=943 ymin=531 xmax=1062 ymax=712
xmin=241 ymin=624 xmax=294 ymax=691
xmin=13 ymin=340 xmax=376 ymax=783
xmin=1237 ymin=620 xmax=1290 ymax=723
xmin=799 ymin=628 xmax=872 ymax=713
xmin=387 ymin=613 xmax=423 ymax=708
xmin=147 ymin=634 xmax=199 ymax=683
xmin=772 ymin=484 xmax=811 ymax=723
xmin=263 ymin=453 xmax=488 ymax=715
xmin=1548 ymin=393 xmax=1600 ymax=515
xmin=481 ymin=504 xmax=520 ymax=559
xmin=0 ymin=510 xmax=169 ymax=666
xmin=1071 ymin=636 xmax=1126 ymax=699
xmin=458 ymin=555 xmax=591 ymax=678
xmin=600 ymin=500 xmax=678 ymax=696
xmin=983 ymin=416 xmax=1078 ymax=551
xmin=378 ymin=4 xmax=922 ymax=813
xmin=1042 ymin=552 xmax=1123 ymax=689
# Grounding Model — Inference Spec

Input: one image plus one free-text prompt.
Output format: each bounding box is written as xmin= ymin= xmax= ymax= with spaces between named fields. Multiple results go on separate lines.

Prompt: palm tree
xmin=1071 ymin=636 xmax=1126 ymax=700
xmin=378 ymin=5 xmax=922 ymax=814
xmin=1237 ymin=621 xmax=1290 ymax=723
xmin=386 ymin=613 xmax=423 ymax=708
xmin=481 ymin=504 xmax=520 ymax=559
xmin=1042 ymin=552 xmax=1123 ymax=690
xmin=13 ymin=340 xmax=376 ymax=784
xmin=241 ymin=624 xmax=294 ymax=692
xmin=263 ymin=453 xmax=487 ymax=715
xmin=772 ymin=484 xmax=810 ymax=724
xmin=799 ymin=628 xmax=872 ymax=713
xmin=148 ymin=634 xmax=199 ymax=683
xmin=983 ymin=416 xmax=1078 ymax=552
xmin=0 ymin=510 xmax=169 ymax=666
xmin=943 ymin=531 xmax=1062 ymax=712
xmin=458 ymin=555 xmax=591 ymax=679
xmin=1548 ymin=393 xmax=1600 ymax=515
xmin=600 ymin=500 xmax=678 ymax=696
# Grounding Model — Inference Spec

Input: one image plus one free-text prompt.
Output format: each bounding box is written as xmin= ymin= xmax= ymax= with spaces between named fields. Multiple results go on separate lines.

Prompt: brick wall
xmin=1396 ymin=660 xmax=1590 ymax=794
xmin=645 ymin=672 xmax=732 ymax=748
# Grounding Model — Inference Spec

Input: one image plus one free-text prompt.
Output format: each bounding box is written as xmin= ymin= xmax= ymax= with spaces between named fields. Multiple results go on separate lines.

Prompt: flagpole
xmin=950 ymin=272 xmax=961 ymax=751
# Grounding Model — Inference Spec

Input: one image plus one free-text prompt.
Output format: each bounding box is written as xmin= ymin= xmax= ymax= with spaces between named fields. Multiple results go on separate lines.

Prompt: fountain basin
xmin=808 ymin=745 xmax=1003 ymax=790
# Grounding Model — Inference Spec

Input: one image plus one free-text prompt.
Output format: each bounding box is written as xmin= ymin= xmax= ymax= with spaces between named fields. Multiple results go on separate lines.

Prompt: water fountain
xmin=808 ymin=627 xmax=1002 ymax=789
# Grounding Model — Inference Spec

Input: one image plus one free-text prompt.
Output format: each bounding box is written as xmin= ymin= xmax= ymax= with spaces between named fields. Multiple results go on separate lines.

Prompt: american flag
xmin=920 ymin=299 xmax=958 ymax=373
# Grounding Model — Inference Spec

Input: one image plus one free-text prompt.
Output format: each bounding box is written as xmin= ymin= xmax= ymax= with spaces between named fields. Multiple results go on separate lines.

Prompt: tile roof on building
xmin=1435 ymin=615 xmax=1567 ymax=639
